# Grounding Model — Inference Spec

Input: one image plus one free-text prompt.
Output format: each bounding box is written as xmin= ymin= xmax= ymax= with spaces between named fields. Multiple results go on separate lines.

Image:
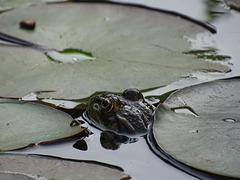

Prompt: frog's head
xmin=87 ymin=93 xmax=121 ymax=130
xmin=88 ymin=95 xmax=114 ymax=115
xmin=86 ymin=88 xmax=149 ymax=133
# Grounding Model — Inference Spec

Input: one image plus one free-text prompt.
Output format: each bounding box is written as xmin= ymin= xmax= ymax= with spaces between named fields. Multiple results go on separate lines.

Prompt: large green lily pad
xmin=0 ymin=98 xmax=85 ymax=151
xmin=0 ymin=154 xmax=130 ymax=180
xmin=0 ymin=2 xmax=230 ymax=99
xmin=152 ymin=77 xmax=240 ymax=178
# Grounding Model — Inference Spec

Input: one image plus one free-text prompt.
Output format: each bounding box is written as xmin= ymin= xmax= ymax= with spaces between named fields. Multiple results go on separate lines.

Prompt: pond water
xmin=14 ymin=116 xmax=194 ymax=180
xmin=2 ymin=0 xmax=240 ymax=179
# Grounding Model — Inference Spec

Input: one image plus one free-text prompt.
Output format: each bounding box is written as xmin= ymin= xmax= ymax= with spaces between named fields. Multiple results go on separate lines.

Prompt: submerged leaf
xmin=0 ymin=154 xmax=131 ymax=180
xmin=0 ymin=2 xmax=230 ymax=99
xmin=152 ymin=77 xmax=240 ymax=178
xmin=0 ymin=98 xmax=85 ymax=151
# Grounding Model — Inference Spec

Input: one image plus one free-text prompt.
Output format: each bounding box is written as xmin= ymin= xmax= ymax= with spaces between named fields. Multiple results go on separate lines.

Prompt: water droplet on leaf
xmin=223 ymin=118 xmax=236 ymax=122
xmin=45 ymin=48 xmax=95 ymax=64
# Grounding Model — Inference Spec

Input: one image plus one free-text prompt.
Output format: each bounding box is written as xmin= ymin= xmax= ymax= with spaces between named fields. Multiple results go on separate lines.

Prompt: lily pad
xmin=0 ymin=154 xmax=131 ymax=180
xmin=0 ymin=2 xmax=230 ymax=99
xmin=0 ymin=98 xmax=85 ymax=151
xmin=152 ymin=77 xmax=240 ymax=178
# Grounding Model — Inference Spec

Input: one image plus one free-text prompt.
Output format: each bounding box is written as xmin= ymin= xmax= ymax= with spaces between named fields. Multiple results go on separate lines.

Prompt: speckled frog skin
xmin=86 ymin=88 xmax=155 ymax=134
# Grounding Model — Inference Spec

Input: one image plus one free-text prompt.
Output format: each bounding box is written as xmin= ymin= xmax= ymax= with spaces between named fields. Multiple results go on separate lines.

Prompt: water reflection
xmin=73 ymin=139 xmax=88 ymax=151
xmin=71 ymin=118 xmax=139 ymax=151
xmin=71 ymin=111 xmax=140 ymax=151
xmin=100 ymin=131 xmax=138 ymax=150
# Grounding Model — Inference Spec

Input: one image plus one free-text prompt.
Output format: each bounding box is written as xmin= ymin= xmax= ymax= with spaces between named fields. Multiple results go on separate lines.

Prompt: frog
xmin=86 ymin=88 xmax=155 ymax=134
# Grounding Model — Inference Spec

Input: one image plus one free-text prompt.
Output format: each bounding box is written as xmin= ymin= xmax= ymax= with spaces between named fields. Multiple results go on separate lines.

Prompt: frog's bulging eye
xmin=122 ymin=88 xmax=143 ymax=101
xmin=101 ymin=98 xmax=113 ymax=112
xmin=101 ymin=99 xmax=110 ymax=108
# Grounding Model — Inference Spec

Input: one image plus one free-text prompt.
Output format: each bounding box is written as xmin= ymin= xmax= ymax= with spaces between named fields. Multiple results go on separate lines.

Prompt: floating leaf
xmin=0 ymin=154 xmax=131 ymax=180
xmin=0 ymin=2 xmax=230 ymax=99
xmin=0 ymin=98 xmax=85 ymax=151
xmin=152 ymin=77 xmax=240 ymax=178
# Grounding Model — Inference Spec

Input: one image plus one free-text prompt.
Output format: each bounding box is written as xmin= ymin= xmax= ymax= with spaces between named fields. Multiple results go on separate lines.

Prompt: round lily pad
xmin=0 ymin=98 xmax=85 ymax=151
xmin=0 ymin=2 xmax=230 ymax=99
xmin=152 ymin=77 xmax=240 ymax=178
xmin=0 ymin=154 xmax=130 ymax=180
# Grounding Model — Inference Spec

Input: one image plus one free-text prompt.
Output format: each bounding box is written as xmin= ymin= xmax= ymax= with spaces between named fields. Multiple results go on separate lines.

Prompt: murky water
xmin=4 ymin=0 xmax=240 ymax=179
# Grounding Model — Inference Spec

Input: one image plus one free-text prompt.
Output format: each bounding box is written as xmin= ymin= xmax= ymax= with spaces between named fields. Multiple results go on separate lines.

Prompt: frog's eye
xmin=101 ymin=98 xmax=113 ymax=112
xmin=122 ymin=88 xmax=143 ymax=101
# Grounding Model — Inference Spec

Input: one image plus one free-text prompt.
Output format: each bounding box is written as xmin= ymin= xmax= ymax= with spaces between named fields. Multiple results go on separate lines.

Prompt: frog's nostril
xmin=93 ymin=103 xmax=100 ymax=111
